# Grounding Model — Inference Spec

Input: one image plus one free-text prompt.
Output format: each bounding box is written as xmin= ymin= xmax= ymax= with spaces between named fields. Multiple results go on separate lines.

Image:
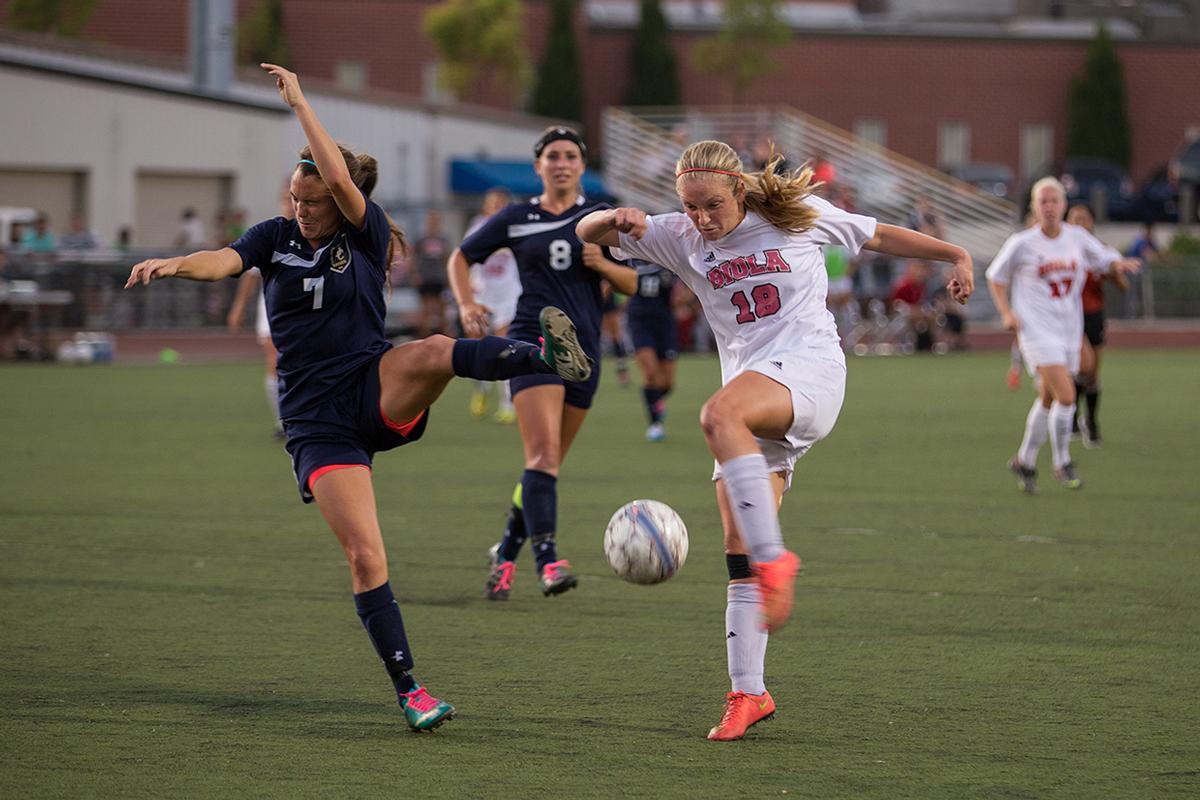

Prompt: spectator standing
xmin=414 ymin=210 xmax=450 ymax=337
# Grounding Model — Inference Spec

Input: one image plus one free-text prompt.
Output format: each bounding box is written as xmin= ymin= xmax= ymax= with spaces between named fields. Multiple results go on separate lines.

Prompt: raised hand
xmin=261 ymin=63 xmax=305 ymax=108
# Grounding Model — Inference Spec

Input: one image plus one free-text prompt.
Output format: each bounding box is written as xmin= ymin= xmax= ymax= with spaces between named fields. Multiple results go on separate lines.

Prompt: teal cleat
xmin=538 ymin=306 xmax=593 ymax=383
xmin=399 ymin=684 xmax=456 ymax=732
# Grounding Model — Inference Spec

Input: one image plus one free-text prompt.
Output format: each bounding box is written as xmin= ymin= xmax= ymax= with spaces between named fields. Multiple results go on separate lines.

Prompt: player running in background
xmin=599 ymin=282 xmax=631 ymax=387
xmin=986 ymin=178 xmax=1140 ymax=494
xmin=578 ymin=140 xmax=974 ymax=741
xmin=447 ymin=127 xmax=636 ymax=601
xmin=125 ymin=65 xmax=591 ymax=732
xmin=625 ymin=258 xmax=680 ymax=442
xmin=1065 ymin=203 xmax=1127 ymax=448
xmin=464 ymin=187 xmax=524 ymax=424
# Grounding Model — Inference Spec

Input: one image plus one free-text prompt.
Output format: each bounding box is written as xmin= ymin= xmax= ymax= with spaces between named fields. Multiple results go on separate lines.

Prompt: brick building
xmin=3 ymin=0 xmax=1198 ymax=185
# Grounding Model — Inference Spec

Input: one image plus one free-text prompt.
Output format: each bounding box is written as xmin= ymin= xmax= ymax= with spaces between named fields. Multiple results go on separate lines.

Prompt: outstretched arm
xmin=447 ymin=247 xmax=491 ymax=337
xmin=865 ymin=223 xmax=974 ymax=304
xmin=987 ymin=279 xmax=1019 ymax=332
xmin=576 ymin=208 xmax=648 ymax=247
xmin=581 ymin=243 xmax=638 ymax=295
xmin=125 ymin=248 xmax=243 ymax=288
xmin=261 ymin=63 xmax=366 ymax=230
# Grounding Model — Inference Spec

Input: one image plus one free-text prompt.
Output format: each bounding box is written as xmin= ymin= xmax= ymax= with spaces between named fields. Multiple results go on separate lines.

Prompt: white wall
xmin=1 ymin=65 xmax=285 ymax=246
xmin=1 ymin=63 xmax=553 ymax=247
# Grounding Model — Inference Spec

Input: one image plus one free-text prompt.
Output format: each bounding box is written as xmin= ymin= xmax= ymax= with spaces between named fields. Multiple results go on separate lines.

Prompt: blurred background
xmin=2 ymin=0 xmax=1199 ymax=362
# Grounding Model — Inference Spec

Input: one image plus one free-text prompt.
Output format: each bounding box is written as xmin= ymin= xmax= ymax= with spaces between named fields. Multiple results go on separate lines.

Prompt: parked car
xmin=1133 ymin=164 xmax=1178 ymax=223
xmin=1057 ymin=157 xmax=1138 ymax=221
xmin=947 ymin=162 xmax=1015 ymax=200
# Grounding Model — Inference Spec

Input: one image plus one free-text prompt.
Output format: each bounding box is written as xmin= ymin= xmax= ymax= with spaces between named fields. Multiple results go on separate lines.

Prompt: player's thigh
xmin=514 ymin=383 xmax=567 ymax=471
xmin=1079 ymin=337 xmax=1096 ymax=376
xmin=378 ymin=336 xmax=455 ymax=422
xmin=1036 ymin=364 xmax=1076 ymax=405
xmin=704 ymin=370 xmax=795 ymax=442
xmin=310 ymin=467 xmax=388 ymax=588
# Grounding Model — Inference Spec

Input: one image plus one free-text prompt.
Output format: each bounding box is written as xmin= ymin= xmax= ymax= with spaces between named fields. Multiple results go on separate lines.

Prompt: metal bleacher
xmin=601 ymin=106 xmax=1019 ymax=262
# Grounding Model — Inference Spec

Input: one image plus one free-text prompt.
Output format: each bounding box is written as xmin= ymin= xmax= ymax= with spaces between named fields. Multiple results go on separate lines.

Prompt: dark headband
xmin=534 ymin=127 xmax=587 ymax=160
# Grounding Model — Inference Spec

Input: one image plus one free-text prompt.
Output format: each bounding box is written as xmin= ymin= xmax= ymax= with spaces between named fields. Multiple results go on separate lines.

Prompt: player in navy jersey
xmin=626 ymin=259 xmax=681 ymax=442
xmin=447 ymin=126 xmax=637 ymax=600
xmin=124 ymin=65 xmax=591 ymax=732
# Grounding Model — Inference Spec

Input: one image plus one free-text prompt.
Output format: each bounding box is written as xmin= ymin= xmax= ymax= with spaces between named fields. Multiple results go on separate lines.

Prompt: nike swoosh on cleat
xmin=758 ymin=701 xmax=770 ymax=711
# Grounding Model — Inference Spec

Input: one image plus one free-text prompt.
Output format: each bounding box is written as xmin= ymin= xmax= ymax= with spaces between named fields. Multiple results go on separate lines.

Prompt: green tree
xmin=529 ymin=0 xmax=584 ymax=122
xmin=237 ymin=0 xmax=291 ymax=67
xmin=424 ymin=0 xmax=529 ymax=101
xmin=8 ymin=0 xmax=95 ymax=36
xmin=624 ymin=0 xmax=679 ymax=107
xmin=692 ymin=0 xmax=790 ymax=103
xmin=1066 ymin=24 xmax=1133 ymax=169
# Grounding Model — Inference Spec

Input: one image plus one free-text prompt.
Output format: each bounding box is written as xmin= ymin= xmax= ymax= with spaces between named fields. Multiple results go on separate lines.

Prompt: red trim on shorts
xmin=308 ymin=464 xmax=370 ymax=491
xmin=380 ymin=406 xmax=427 ymax=437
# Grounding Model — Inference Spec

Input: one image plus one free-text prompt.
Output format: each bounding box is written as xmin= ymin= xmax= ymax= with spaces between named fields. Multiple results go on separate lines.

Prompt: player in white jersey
xmin=578 ymin=140 xmax=974 ymax=741
xmin=464 ymin=188 xmax=523 ymax=423
xmin=985 ymin=177 xmax=1140 ymax=493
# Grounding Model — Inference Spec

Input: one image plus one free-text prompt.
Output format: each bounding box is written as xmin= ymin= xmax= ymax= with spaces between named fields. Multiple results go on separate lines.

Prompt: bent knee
xmin=700 ymin=396 xmax=743 ymax=439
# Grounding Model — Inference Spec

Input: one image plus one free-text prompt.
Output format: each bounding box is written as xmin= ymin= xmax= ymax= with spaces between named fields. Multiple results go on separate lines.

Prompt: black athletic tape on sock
xmin=726 ymin=554 xmax=752 ymax=580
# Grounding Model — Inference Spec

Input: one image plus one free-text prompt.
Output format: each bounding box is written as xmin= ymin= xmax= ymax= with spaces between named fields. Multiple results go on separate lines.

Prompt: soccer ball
xmin=603 ymin=499 xmax=689 ymax=585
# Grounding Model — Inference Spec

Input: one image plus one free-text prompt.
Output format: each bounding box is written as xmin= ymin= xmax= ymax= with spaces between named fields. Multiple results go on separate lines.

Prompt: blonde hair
xmin=675 ymin=140 xmax=821 ymax=233
xmin=1029 ymin=176 xmax=1067 ymax=205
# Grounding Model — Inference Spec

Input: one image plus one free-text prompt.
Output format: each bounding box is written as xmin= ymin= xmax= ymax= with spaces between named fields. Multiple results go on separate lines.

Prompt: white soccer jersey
xmin=985 ymin=223 xmax=1120 ymax=345
xmin=465 ymin=213 xmax=522 ymax=329
xmin=615 ymin=197 xmax=876 ymax=385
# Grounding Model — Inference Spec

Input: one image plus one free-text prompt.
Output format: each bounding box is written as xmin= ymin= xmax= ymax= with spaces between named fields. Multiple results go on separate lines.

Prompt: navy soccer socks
xmin=354 ymin=581 xmax=416 ymax=698
xmin=519 ymin=469 xmax=560 ymax=573
xmin=643 ymin=387 xmax=667 ymax=424
xmin=452 ymin=336 xmax=553 ymax=381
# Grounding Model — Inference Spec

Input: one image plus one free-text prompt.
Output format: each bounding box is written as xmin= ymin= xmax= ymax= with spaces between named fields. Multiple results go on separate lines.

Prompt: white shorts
xmin=712 ymin=350 xmax=847 ymax=492
xmin=1018 ymin=334 xmax=1078 ymax=377
xmin=255 ymin=291 xmax=271 ymax=345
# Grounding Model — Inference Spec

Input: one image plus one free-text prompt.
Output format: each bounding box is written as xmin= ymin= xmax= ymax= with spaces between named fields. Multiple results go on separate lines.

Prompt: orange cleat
xmin=707 ymin=690 xmax=776 ymax=741
xmin=753 ymin=550 xmax=801 ymax=633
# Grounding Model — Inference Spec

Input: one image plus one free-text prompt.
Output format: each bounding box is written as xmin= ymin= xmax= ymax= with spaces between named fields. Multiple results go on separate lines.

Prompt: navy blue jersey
xmin=625 ymin=260 xmax=675 ymax=318
xmin=230 ymin=194 xmax=391 ymax=418
xmin=459 ymin=196 xmax=611 ymax=354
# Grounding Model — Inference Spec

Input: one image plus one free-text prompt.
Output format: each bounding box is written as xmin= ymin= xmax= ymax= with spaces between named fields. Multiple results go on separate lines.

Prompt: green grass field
xmin=2 ymin=350 xmax=1198 ymax=798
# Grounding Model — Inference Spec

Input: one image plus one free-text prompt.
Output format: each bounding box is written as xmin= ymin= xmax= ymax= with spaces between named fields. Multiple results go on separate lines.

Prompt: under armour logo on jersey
xmin=727 ymin=631 xmax=737 ymax=639
xmin=391 ymin=650 xmax=405 ymax=662
xmin=527 ymin=213 xmax=541 ymax=221
xmin=704 ymin=252 xmax=716 ymax=262
xmin=770 ymin=360 xmax=783 ymax=370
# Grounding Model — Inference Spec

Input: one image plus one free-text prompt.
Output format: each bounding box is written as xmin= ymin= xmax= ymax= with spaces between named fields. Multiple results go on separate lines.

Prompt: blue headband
xmin=298 ymin=158 xmax=317 ymax=168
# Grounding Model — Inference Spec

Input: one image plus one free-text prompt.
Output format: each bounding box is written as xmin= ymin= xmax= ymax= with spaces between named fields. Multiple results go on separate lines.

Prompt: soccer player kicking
xmin=579 ymin=140 xmax=974 ymax=740
xmin=126 ymin=64 xmax=591 ymax=732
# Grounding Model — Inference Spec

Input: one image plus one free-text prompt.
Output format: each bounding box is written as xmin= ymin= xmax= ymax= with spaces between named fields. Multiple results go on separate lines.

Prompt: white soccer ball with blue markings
xmin=604 ymin=499 xmax=689 ymax=585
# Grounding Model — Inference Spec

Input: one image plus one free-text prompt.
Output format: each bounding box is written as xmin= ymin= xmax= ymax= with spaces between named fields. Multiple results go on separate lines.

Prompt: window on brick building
xmin=937 ymin=121 xmax=970 ymax=169
xmin=1020 ymin=123 xmax=1054 ymax=180
xmin=854 ymin=118 xmax=887 ymax=148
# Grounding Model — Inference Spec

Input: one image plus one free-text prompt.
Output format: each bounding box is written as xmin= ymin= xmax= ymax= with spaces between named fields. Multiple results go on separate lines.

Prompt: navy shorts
xmin=628 ymin=313 xmax=678 ymax=361
xmin=1083 ymin=310 xmax=1105 ymax=347
xmin=507 ymin=321 xmax=601 ymax=409
xmin=284 ymin=350 xmax=429 ymax=503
